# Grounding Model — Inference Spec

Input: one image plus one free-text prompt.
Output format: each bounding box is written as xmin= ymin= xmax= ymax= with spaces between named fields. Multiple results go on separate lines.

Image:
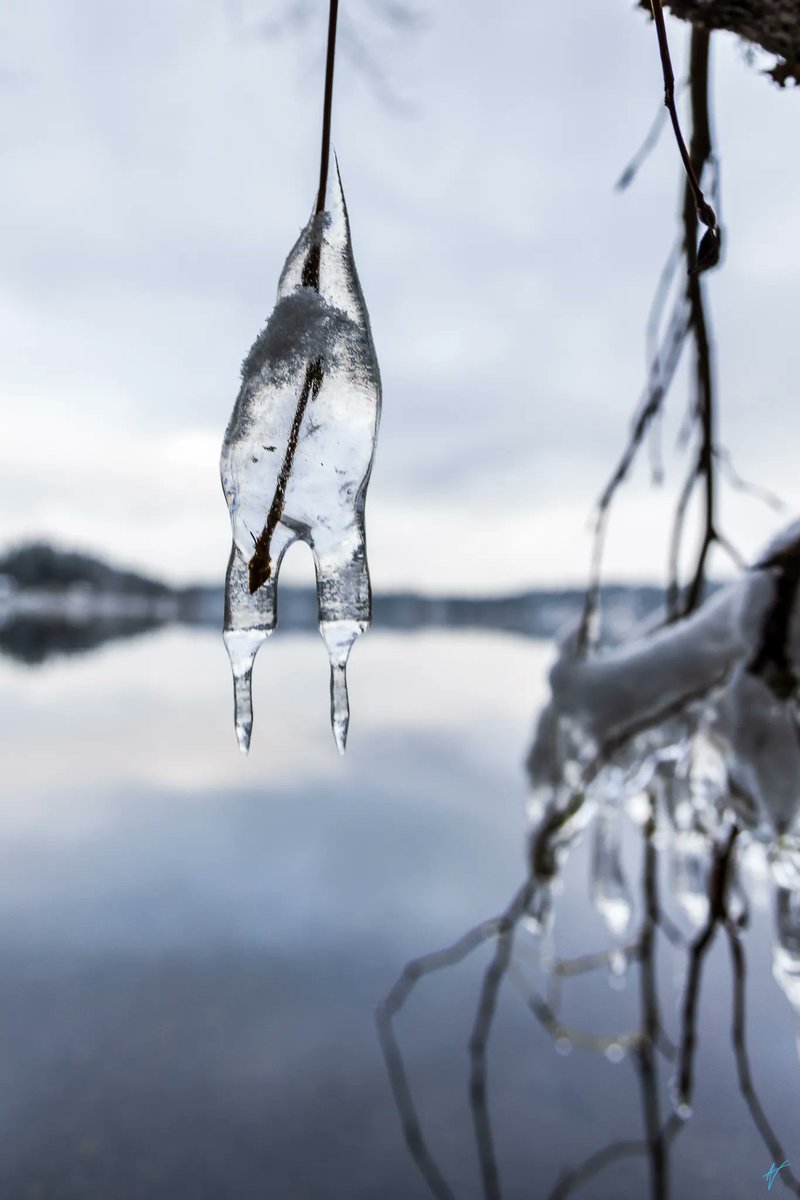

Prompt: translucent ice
xmin=590 ymin=804 xmax=633 ymax=935
xmin=773 ymin=885 xmax=800 ymax=1059
xmin=607 ymin=947 xmax=629 ymax=990
xmin=220 ymin=165 xmax=381 ymax=753
xmin=671 ymin=830 xmax=710 ymax=927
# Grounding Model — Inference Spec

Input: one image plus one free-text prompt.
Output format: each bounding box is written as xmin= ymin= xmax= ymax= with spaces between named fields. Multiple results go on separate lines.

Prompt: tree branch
xmin=639 ymin=0 xmax=800 ymax=86
xmin=649 ymin=1 xmax=719 ymax=268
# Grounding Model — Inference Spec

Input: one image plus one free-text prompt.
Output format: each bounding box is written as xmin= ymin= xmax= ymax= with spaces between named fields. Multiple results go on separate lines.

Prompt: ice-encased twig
xmin=220 ymin=165 xmax=381 ymax=753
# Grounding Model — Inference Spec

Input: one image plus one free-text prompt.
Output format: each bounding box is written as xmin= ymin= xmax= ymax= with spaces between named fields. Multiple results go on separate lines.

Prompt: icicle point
xmin=224 ymin=629 xmax=268 ymax=755
xmin=234 ymin=677 xmax=254 ymax=753
xmin=320 ymin=618 xmax=365 ymax=755
xmin=330 ymin=661 xmax=350 ymax=754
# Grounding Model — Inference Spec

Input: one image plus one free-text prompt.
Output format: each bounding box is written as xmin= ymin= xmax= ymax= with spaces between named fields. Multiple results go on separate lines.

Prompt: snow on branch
xmin=638 ymin=0 xmax=800 ymax=85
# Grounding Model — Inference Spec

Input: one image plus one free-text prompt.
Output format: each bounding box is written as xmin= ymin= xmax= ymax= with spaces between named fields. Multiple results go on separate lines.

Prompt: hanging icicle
xmin=219 ymin=0 xmax=381 ymax=754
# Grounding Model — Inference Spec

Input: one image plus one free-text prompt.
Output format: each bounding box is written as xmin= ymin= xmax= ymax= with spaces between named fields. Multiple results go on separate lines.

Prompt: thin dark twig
xmin=726 ymin=923 xmax=800 ymax=1195
xmin=468 ymin=883 xmax=536 ymax=1199
xmin=375 ymin=884 xmax=534 ymax=1200
xmin=667 ymin=445 xmax=701 ymax=618
xmin=649 ymin=409 xmax=665 ymax=486
xmin=648 ymin=0 xmax=719 ymax=259
xmin=249 ymin=356 xmax=322 ymax=591
xmin=549 ymin=1099 xmax=686 ymax=1198
xmin=539 ymin=800 xmax=680 ymax=1200
xmin=509 ymin=962 xmax=642 ymax=1056
xmin=582 ymin=24 xmax=739 ymax=637
xmin=714 ymin=446 xmax=786 ymax=513
xmin=601 ymin=303 xmax=689 ymax=501
xmin=374 ymin=1010 xmax=458 ymax=1200
xmin=248 ymin=0 xmax=339 ymax=590
xmin=316 ymin=0 xmax=340 ymax=214
xmin=676 ymin=824 xmax=738 ymax=1105
xmin=646 ymin=241 xmax=682 ymax=366
xmin=645 ymin=241 xmax=684 ymax=490
xmin=714 ymin=531 xmax=746 ymax=572
xmin=638 ymin=809 xmax=668 ymax=1200
xmin=551 ymin=943 xmax=639 ymax=979
xmin=616 ymin=81 xmax=690 ymax=192
xmin=550 ymin=1139 xmax=648 ymax=1200
xmin=578 ymin=301 xmax=690 ymax=648
xmin=549 ymin=1112 xmax=686 ymax=1200
xmin=654 ymin=903 xmax=686 ymax=949
xmin=660 ymin=29 xmax=741 ymax=615
xmin=616 ymin=103 xmax=668 ymax=191
xmin=682 ymin=29 xmax=723 ymax=614
xmin=528 ymin=790 xmax=586 ymax=881
xmin=380 ymin=917 xmax=507 ymax=1018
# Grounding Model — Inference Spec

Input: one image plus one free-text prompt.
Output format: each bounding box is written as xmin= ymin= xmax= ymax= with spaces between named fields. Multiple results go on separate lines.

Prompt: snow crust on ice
xmin=220 ymin=166 xmax=381 ymax=754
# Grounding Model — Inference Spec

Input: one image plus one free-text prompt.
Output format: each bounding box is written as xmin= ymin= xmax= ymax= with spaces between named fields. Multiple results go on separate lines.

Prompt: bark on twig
xmin=248 ymin=0 xmax=339 ymax=592
xmin=638 ymin=0 xmax=800 ymax=85
xmin=649 ymin=1 xmax=719 ymax=264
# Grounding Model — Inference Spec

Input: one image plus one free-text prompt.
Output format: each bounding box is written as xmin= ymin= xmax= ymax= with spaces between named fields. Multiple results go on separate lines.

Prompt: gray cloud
xmin=0 ymin=0 xmax=797 ymax=588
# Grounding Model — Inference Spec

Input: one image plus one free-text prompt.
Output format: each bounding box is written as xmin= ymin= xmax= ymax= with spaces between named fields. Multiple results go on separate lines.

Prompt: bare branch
xmin=649 ymin=1 xmax=720 ymax=269
xmin=726 ymin=923 xmax=800 ymax=1195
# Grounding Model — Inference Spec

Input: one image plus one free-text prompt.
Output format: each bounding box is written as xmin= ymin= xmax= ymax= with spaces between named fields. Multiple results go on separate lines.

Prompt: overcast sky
xmin=0 ymin=0 xmax=797 ymax=592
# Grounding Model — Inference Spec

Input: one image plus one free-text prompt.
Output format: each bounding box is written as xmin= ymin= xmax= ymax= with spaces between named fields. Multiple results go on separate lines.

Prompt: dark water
xmin=0 ymin=627 xmax=797 ymax=1199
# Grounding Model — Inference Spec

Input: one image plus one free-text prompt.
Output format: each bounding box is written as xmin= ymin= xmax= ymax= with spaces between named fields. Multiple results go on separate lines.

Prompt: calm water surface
xmin=0 ymin=627 xmax=797 ymax=1198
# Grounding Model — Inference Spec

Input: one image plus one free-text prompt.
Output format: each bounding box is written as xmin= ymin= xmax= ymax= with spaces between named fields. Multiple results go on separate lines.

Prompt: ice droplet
xmin=625 ymin=789 xmax=651 ymax=826
xmin=523 ymin=885 xmax=554 ymax=939
xmin=607 ymin=947 xmax=629 ymax=990
xmin=667 ymin=1075 xmax=693 ymax=1120
xmin=604 ymin=1042 xmax=625 ymax=1063
xmin=220 ymin=163 xmax=380 ymax=751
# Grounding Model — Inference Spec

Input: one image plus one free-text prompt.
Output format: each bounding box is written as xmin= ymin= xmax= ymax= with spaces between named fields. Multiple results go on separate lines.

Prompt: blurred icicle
xmin=725 ymin=858 xmax=748 ymax=927
xmin=773 ymin=885 xmax=800 ymax=1060
xmin=716 ymin=669 xmax=800 ymax=837
xmin=590 ymin=803 xmax=633 ymax=936
xmin=672 ymin=829 xmax=710 ymax=928
xmin=686 ymin=727 xmax=727 ymax=819
xmin=220 ymin=166 xmax=381 ymax=753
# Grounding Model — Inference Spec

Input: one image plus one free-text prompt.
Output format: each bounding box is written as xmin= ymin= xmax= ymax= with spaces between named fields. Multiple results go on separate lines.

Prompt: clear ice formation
xmin=773 ymin=885 xmax=800 ymax=1058
xmin=523 ymin=518 xmax=800 ymax=1056
xmin=220 ymin=166 xmax=381 ymax=754
xmin=590 ymin=804 xmax=632 ymax=935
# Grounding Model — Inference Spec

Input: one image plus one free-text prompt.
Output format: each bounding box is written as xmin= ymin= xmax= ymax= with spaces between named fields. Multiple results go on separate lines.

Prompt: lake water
xmin=0 ymin=626 xmax=797 ymax=1199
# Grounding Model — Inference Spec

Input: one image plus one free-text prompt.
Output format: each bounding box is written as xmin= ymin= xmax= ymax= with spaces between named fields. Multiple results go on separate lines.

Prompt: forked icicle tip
xmin=235 ymin=719 xmax=253 ymax=755
xmin=333 ymin=717 xmax=348 ymax=756
xmin=330 ymin=661 xmax=350 ymax=755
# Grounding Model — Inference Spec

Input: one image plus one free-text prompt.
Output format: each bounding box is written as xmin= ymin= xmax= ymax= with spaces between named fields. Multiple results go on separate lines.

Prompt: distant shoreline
xmin=0 ymin=541 xmax=676 ymax=665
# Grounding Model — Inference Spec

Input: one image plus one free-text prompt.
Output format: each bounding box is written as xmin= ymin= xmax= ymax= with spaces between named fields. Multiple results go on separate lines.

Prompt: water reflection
xmin=0 ymin=628 xmax=540 ymax=1198
xmin=378 ymin=573 xmax=800 ymax=1199
xmin=1 ymin=592 xmax=798 ymax=1196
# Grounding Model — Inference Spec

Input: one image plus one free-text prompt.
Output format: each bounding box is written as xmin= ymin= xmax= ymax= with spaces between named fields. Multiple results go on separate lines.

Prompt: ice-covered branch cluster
xmin=378 ymin=539 xmax=800 ymax=1196
xmin=528 ymin=519 xmax=800 ymax=1077
xmin=531 ymin=521 xmax=800 ymax=837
